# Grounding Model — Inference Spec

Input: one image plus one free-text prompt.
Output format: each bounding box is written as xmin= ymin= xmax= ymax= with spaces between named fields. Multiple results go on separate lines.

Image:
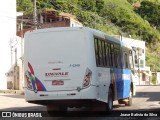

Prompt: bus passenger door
xmin=97 ymin=68 xmax=111 ymax=102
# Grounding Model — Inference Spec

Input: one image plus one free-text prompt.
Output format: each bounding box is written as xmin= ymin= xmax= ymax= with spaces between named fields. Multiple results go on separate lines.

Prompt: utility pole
xmin=33 ymin=0 xmax=37 ymax=29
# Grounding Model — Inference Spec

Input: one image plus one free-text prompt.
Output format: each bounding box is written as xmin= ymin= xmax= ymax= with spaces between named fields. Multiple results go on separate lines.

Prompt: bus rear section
xmin=24 ymin=28 xmax=97 ymax=109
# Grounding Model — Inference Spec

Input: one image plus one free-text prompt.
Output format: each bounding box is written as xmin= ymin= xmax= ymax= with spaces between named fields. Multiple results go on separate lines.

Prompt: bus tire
xmin=118 ymin=99 xmax=124 ymax=104
xmin=106 ymin=88 xmax=113 ymax=111
xmin=125 ymin=89 xmax=133 ymax=106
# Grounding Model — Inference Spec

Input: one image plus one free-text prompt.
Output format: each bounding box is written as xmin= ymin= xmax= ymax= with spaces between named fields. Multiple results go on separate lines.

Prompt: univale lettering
xmin=45 ymin=72 xmax=69 ymax=77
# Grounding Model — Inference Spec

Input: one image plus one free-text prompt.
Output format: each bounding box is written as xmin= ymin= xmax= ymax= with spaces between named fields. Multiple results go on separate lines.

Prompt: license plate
xmin=52 ymin=80 xmax=64 ymax=85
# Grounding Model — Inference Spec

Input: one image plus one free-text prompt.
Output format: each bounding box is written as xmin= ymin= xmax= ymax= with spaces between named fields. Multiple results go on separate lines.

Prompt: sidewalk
xmin=0 ymin=89 xmax=24 ymax=95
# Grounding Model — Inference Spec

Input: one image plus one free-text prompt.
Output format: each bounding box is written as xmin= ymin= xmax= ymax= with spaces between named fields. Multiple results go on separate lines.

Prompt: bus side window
xmin=114 ymin=52 xmax=118 ymax=68
xmin=118 ymin=52 xmax=122 ymax=68
xmin=101 ymin=40 xmax=106 ymax=67
xmin=114 ymin=44 xmax=120 ymax=68
xmin=94 ymin=37 xmax=105 ymax=67
xmin=110 ymin=44 xmax=113 ymax=67
xmin=94 ymin=38 xmax=100 ymax=66
xmin=124 ymin=52 xmax=129 ymax=68
xmin=105 ymin=42 xmax=109 ymax=67
xmin=117 ymin=47 xmax=122 ymax=68
xmin=108 ymin=43 xmax=112 ymax=67
xmin=98 ymin=40 xmax=103 ymax=66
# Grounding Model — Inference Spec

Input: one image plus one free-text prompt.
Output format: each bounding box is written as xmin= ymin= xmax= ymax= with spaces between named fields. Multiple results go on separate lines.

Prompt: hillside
xmin=17 ymin=0 xmax=160 ymax=71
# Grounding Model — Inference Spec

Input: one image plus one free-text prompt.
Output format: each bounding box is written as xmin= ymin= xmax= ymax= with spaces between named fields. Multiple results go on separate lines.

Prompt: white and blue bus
xmin=24 ymin=27 xmax=136 ymax=112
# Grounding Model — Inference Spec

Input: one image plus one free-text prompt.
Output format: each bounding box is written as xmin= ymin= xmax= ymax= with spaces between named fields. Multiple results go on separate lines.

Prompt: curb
xmin=0 ymin=90 xmax=24 ymax=95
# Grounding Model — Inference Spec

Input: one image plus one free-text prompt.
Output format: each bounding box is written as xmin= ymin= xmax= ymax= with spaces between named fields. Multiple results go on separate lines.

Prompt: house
xmin=121 ymin=37 xmax=152 ymax=85
xmin=16 ymin=9 xmax=83 ymax=37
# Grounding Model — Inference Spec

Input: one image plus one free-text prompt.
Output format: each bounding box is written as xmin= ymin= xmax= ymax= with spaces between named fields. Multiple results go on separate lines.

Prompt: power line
xmin=16 ymin=0 xmax=125 ymax=35
xmin=49 ymin=1 xmax=64 ymax=11
xmin=48 ymin=0 xmax=124 ymax=34
xmin=48 ymin=0 xmax=96 ymax=27
xmin=66 ymin=0 xmax=122 ymax=29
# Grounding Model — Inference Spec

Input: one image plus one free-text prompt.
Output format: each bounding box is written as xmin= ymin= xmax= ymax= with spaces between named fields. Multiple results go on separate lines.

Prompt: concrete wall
xmin=0 ymin=0 xmax=16 ymax=90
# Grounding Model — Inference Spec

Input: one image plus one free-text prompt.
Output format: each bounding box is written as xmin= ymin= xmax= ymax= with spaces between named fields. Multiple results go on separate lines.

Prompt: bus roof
xmin=85 ymin=27 xmax=124 ymax=46
xmin=25 ymin=27 xmax=124 ymax=46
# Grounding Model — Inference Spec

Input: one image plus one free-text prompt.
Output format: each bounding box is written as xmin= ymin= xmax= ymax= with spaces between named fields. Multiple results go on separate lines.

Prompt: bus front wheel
xmin=125 ymin=89 xmax=133 ymax=106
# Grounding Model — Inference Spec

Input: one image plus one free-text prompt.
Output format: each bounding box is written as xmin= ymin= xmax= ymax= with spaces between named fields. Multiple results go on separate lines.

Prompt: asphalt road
xmin=114 ymin=85 xmax=160 ymax=110
xmin=0 ymin=85 xmax=160 ymax=120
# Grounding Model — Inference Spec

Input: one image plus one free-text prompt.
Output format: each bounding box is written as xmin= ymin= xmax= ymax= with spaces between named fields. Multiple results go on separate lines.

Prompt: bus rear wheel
xmin=106 ymin=88 xmax=113 ymax=111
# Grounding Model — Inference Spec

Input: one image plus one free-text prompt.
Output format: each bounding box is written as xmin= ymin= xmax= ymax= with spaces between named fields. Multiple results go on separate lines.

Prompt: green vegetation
xmin=135 ymin=1 xmax=160 ymax=31
xmin=17 ymin=0 xmax=160 ymax=71
xmin=17 ymin=0 xmax=33 ymax=14
xmin=152 ymin=74 xmax=157 ymax=85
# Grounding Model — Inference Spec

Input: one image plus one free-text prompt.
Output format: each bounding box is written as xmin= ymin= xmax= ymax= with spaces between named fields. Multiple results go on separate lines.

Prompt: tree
xmin=95 ymin=0 xmax=104 ymax=13
xmin=127 ymin=0 xmax=138 ymax=4
xmin=17 ymin=0 xmax=33 ymax=14
xmin=135 ymin=1 xmax=160 ymax=31
xmin=78 ymin=0 xmax=96 ymax=11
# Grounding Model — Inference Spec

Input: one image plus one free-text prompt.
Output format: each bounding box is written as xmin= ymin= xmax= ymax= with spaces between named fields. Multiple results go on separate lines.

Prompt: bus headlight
xmin=82 ymin=68 xmax=92 ymax=88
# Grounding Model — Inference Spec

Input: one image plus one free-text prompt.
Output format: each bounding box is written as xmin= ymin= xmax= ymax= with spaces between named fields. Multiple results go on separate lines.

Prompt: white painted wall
xmin=0 ymin=0 xmax=16 ymax=90
xmin=70 ymin=18 xmax=83 ymax=27
xmin=122 ymin=37 xmax=145 ymax=50
xmin=122 ymin=37 xmax=148 ymax=85
xmin=122 ymin=37 xmax=146 ymax=70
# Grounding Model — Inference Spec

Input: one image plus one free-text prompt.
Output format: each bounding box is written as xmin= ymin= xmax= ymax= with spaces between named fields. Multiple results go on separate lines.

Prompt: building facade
xmin=121 ymin=37 xmax=151 ymax=85
xmin=0 ymin=0 xmax=16 ymax=90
